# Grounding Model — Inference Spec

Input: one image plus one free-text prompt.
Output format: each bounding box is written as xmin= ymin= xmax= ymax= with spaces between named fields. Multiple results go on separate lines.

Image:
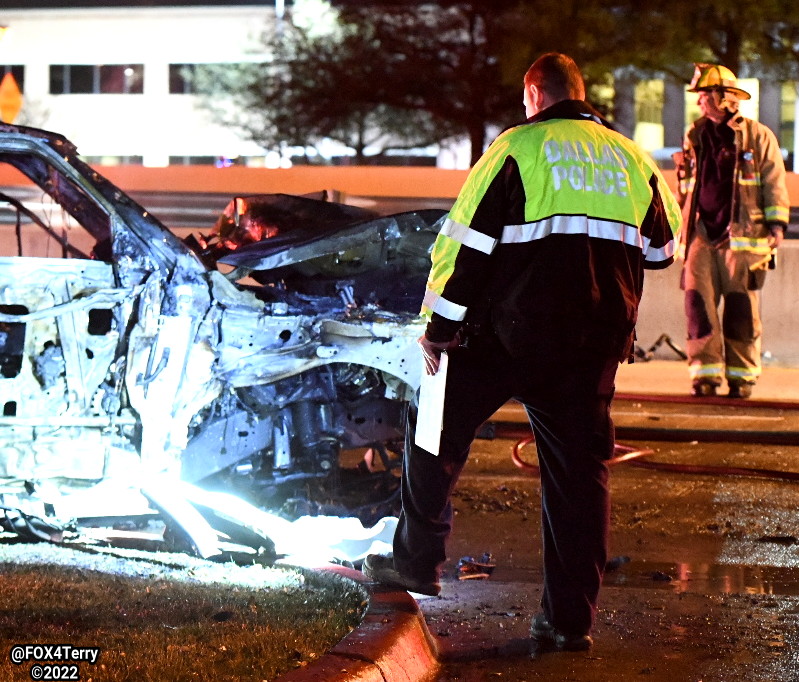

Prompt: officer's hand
xmin=418 ymin=334 xmax=458 ymax=376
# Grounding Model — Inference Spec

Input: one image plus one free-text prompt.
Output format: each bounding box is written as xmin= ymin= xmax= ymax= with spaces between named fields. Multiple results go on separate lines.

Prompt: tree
xmin=193 ymin=0 xmax=533 ymax=165
xmin=321 ymin=0 xmax=656 ymax=160
xmin=499 ymin=0 xmax=794 ymax=136
xmin=195 ymin=0 xmax=799 ymax=167
xmin=760 ymin=0 xmax=799 ymax=79
xmin=328 ymin=1 xmax=528 ymax=165
xmin=192 ymin=8 xmax=453 ymax=163
xmin=614 ymin=0 xmax=791 ymax=77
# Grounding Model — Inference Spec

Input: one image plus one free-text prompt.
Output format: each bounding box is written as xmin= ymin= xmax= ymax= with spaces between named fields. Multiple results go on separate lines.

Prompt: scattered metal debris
xmin=456 ymin=553 xmax=496 ymax=580
xmin=757 ymin=535 xmax=799 ymax=545
xmin=649 ymin=570 xmax=674 ymax=582
xmin=605 ymin=555 xmax=632 ymax=572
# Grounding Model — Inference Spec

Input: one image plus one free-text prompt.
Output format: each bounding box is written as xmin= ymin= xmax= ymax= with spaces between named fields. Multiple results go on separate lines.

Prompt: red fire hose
xmin=503 ymin=391 xmax=799 ymax=483
xmin=510 ymin=434 xmax=799 ymax=481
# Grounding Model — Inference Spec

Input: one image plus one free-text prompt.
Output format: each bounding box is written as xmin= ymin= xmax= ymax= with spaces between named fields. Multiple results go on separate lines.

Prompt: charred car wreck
xmin=0 ymin=123 xmax=444 ymax=555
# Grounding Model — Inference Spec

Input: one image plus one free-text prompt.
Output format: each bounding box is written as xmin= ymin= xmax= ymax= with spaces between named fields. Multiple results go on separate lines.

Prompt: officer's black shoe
xmin=362 ymin=553 xmax=441 ymax=596
xmin=728 ymin=381 xmax=754 ymax=399
xmin=530 ymin=613 xmax=593 ymax=653
xmin=691 ymin=380 xmax=718 ymax=397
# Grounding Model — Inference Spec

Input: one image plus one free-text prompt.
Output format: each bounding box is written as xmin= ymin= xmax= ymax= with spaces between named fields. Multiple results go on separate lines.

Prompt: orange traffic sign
xmin=0 ymin=72 xmax=23 ymax=123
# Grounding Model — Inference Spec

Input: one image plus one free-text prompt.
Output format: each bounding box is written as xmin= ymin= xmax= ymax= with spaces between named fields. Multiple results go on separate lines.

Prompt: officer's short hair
xmin=524 ymin=52 xmax=585 ymax=102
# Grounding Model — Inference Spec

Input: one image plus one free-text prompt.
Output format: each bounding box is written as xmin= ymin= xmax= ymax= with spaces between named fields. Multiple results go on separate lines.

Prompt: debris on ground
xmin=456 ymin=552 xmax=496 ymax=580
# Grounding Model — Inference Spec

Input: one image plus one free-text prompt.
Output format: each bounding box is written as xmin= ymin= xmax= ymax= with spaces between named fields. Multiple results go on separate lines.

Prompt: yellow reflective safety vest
xmin=422 ymin=100 xmax=681 ymax=361
xmin=677 ymin=113 xmax=790 ymax=256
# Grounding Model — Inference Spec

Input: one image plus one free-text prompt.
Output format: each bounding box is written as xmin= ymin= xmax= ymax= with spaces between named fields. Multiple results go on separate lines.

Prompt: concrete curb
xmin=277 ymin=565 xmax=440 ymax=682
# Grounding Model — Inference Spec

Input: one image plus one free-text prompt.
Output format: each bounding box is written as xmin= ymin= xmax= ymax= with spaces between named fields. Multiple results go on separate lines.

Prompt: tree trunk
xmin=612 ymin=67 xmax=636 ymax=140
xmin=469 ymin=123 xmax=486 ymax=167
xmin=662 ymin=76 xmax=686 ymax=149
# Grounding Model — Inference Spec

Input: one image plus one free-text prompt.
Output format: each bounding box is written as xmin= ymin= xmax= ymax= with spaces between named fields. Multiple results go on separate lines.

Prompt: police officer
xmin=675 ymin=63 xmax=790 ymax=398
xmin=363 ymin=52 xmax=681 ymax=653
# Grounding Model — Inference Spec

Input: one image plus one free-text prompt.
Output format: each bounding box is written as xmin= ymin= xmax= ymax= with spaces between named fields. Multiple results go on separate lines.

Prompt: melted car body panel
xmin=0 ymin=123 xmax=435 ymax=527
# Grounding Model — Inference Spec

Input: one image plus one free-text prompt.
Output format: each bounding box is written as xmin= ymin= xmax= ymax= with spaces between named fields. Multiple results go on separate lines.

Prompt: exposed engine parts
xmin=0 ymin=123 xmax=446 ymax=553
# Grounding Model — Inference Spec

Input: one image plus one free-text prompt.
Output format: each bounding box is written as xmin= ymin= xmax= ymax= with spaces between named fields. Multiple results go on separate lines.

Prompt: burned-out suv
xmin=0 ymin=123 xmax=443 ymax=538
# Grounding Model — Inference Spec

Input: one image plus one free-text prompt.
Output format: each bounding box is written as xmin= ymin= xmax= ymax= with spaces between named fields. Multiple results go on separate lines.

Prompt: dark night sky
xmin=1 ymin=1 xmax=282 ymax=7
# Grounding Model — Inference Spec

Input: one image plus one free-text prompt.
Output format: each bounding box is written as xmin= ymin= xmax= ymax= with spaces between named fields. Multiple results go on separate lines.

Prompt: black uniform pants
xmin=393 ymin=332 xmax=618 ymax=637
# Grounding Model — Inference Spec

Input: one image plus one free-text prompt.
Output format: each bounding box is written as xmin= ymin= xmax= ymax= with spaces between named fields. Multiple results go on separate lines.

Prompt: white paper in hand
xmin=414 ymin=350 xmax=448 ymax=456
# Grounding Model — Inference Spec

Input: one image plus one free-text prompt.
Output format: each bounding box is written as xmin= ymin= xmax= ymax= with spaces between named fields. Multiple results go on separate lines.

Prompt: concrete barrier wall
xmin=637 ymin=242 xmax=799 ymax=367
xmin=1 ymin=165 xmax=798 ymax=201
xmin=75 ymin=164 xmax=795 ymax=366
xmin=40 ymin=166 xmax=799 ymax=203
xmin=0 ymin=164 xmax=472 ymax=199
xmin=1 ymin=164 xmax=797 ymax=366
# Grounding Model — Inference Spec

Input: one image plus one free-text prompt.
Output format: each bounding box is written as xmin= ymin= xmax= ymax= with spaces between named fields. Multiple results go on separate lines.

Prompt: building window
xmin=80 ymin=155 xmax=144 ymax=166
xmin=0 ymin=66 xmax=24 ymax=92
xmin=169 ymin=63 xmax=247 ymax=94
xmin=633 ymin=80 xmax=665 ymax=152
xmin=68 ymin=65 xmax=94 ymax=93
xmin=169 ymin=64 xmax=196 ymax=94
xmin=50 ymin=65 xmax=144 ymax=94
xmin=99 ymin=65 xmax=141 ymax=93
xmin=781 ymin=82 xmax=796 ymax=169
xmin=168 ymin=155 xmax=218 ymax=165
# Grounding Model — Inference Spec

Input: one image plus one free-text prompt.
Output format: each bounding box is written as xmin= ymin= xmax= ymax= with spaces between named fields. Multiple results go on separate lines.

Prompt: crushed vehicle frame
xmin=0 ymin=123 xmax=443 ymax=553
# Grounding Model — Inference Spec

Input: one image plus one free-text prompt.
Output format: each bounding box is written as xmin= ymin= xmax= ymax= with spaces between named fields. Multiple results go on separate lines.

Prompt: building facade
xmin=0 ymin=3 xmax=796 ymax=170
xmin=0 ymin=5 xmax=278 ymax=167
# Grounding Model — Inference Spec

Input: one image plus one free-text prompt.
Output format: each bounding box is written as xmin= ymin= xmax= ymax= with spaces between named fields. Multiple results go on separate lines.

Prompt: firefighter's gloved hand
xmin=671 ymin=150 xmax=685 ymax=177
xmin=766 ymin=222 xmax=785 ymax=250
xmin=418 ymin=333 xmax=459 ymax=376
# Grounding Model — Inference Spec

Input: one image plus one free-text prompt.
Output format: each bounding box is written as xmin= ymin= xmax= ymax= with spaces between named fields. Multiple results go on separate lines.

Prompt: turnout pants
xmin=683 ymin=235 xmax=764 ymax=385
xmin=393 ymin=333 xmax=618 ymax=637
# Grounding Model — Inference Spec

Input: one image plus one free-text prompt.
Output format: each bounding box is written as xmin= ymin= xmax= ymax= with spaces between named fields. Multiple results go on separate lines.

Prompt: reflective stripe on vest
xmin=439 ymin=217 xmax=497 ymax=255
xmin=501 ymin=214 xmax=676 ymax=263
xmin=421 ymin=233 xmax=463 ymax=321
xmin=422 ymin=289 xmax=467 ymax=321
xmin=738 ymin=171 xmax=760 ymax=187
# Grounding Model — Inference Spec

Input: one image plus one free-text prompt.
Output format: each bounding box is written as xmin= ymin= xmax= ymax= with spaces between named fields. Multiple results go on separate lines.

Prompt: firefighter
xmin=675 ymin=63 xmax=790 ymax=399
xmin=363 ymin=52 xmax=681 ymax=653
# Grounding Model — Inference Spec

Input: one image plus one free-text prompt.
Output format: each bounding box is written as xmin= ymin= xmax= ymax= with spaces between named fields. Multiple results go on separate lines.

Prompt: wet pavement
xmin=425 ymin=435 xmax=799 ymax=680
xmin=284 ymin=360 xmax=799 ymax=681
xmin=427 ymin=360 xmax=799 ymax=681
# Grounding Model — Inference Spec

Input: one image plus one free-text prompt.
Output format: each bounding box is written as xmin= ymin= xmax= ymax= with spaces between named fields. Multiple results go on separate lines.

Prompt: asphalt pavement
xmin=279 ymin=360 xmax=799 ymax=682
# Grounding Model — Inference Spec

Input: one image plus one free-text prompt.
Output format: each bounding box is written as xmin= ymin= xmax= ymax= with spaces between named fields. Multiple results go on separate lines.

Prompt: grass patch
xmin=0 ymin=542 xmax=368 ymax=681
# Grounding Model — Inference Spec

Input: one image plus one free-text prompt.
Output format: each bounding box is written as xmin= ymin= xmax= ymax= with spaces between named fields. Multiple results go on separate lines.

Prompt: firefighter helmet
xmin=687 ymin=63 xmax=751 ymax=100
